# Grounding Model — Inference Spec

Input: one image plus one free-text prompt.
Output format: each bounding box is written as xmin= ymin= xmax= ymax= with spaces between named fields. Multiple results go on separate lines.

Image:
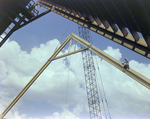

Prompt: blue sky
xmin=0 ymin=7 xmax=150 ymax=119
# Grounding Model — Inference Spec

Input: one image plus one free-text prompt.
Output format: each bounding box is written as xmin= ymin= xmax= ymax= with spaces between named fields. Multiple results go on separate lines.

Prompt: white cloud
xmin=130 ymin=60 xmax=150 ymax=78
xmin=103 ymin=46 xmax=122 ymax=60
xmin=6 ymin=111 xmax=27 ymax=119
xmin=0 ymin=39 xmax=150 ymax=119
xmin=4 ymin=110 xmax=80 ymax=119
xmin=44 ymin=109 xmax=80 ymax=119
xmin=73 ymin=104 xmax=83 ymax=116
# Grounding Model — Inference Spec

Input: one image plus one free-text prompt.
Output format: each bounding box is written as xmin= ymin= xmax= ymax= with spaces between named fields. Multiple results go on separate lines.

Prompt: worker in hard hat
xmin=122 ymin=58 xmax=129 ymax=69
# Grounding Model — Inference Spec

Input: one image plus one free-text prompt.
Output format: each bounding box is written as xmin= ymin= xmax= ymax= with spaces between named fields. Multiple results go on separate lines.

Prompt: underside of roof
xmin=0 ymin=0 xmax=34 ymax=35
xmin=0 ymin=0 xmax=46 ymax=47
xmin=0 ymin=0 xmax=150 ymax=58
xmin=37 ymin=0 xmax=150 ymax=58
xmin=38 ymin=0 xmax=150 ymax=42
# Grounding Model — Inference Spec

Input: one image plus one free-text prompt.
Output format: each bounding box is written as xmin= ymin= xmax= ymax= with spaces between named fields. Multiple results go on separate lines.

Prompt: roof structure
xmin=0 ymin=0 xmax=48 ymax=47
xmin=0 ymin=0 xmax=150 ymax=58
xmin=0 ymin=0 xmax=33 ymax=29
xmin=0 ymin=1 xmax=150 ymax=118
xmin=0 ymin=0 xmax=34 ymax=34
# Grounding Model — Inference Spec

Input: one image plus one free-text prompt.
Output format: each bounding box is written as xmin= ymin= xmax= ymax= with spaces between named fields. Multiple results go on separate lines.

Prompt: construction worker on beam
xmin=122 ymin=58 xmax=129 ymax=69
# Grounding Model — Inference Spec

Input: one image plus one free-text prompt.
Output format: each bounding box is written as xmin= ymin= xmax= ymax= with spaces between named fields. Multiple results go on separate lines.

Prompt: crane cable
xmin=53 ymin=21 xmax=71 ymax=118
xmin=95 ymin=56 xmax=112 ymax=119
xmin=54 ymin=21 xmax=71 ymax=53
xmin=94 ymin=56 xmax=108 ymax=119
xmin=49 ymin=21 xmax=71 ymax=118
xmin=64 ymin=55 xmax=71 ymax=119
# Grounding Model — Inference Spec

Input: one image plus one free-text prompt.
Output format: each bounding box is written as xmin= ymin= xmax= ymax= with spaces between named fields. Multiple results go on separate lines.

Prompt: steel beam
xmin=37 ymin=1 xmax=150 ymax=59
xmin=0 ymin=16 xmax=26 ymax=47
xmin=14 ymin=9 xmax=52 ymax=31
xmin=51 ymin=8 xmax=150 ymax=58
xmin=0 ymin=11 xmax=20 ymax=26
xmin=0 ymin=9 xmax=51 ymax=47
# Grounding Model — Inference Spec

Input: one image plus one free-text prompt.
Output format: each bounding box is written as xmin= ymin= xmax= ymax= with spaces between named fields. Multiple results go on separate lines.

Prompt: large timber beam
xmin=71 ymin=33 xmax=150 ymax=90
xmin=0 ymin=34 xmax=72 ymax=119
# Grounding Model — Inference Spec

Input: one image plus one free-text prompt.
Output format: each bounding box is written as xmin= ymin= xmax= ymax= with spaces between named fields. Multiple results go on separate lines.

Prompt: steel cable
xmin=64 ymin=55 xmax=71 ymax=119
xmin=95 ymin=56 xmax=112 ymax=119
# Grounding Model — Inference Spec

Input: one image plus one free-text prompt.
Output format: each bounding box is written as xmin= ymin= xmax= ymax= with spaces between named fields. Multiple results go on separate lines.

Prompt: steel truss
xmin=37 ymin=0 xmax=150 ymax=59
xmin=0 ymin=33 xmax=150 ymax=119
xmin=78 ymin=25 xmax=101 ymax=119
xmin=0 ymin=1 xmax=51 ymax=47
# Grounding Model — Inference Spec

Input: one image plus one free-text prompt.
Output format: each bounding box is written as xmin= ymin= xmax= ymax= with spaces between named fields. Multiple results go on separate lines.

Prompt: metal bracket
xmin=48 ymin=58 xmax=54 ymax=62
xmin=82 ymin=44 xmax=92 ymax=50
xmin=87 ymin=44 xmax=92 ymax=49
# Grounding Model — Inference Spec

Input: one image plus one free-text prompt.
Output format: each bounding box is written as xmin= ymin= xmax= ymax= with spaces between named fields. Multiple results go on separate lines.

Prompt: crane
xmin=78 ymin=25 xmax=102 ymax=119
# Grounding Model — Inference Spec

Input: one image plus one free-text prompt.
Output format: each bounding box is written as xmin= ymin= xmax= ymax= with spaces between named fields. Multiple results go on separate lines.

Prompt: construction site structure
xmin=0 ymin=0 xmax=150 ymax=119
xmin=79 ymin=25 xmax=102 ymax=119
xmin=0 ymin=33 xmax=150 ymax=119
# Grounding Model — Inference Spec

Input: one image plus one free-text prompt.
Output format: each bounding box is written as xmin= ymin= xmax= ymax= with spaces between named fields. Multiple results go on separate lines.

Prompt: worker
xmin=122 ymin=58 xmax=129 ymax=69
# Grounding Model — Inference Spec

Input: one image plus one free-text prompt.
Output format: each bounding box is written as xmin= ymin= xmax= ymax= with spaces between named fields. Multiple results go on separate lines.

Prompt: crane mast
xmin=78 ymin=25 xmax=102 ymax=119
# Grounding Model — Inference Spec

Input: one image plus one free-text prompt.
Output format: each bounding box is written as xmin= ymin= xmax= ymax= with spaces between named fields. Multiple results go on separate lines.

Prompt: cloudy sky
xmin=0 ymin=7 xmax=150 ymax=119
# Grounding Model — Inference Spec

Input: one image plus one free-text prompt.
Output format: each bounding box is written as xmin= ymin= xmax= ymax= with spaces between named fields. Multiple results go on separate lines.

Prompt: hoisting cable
xmin=64 ymin=55 xmax=71 ymax=119
xmin=95 ymin=56 xmax=112 ymax=119
xmin=51 ymin=21 xmax=71 ymax=118
xmin=54 ymin=21 xmax=72 ymax=53
xmin=94 ymin=56 xmax=108 ymax=119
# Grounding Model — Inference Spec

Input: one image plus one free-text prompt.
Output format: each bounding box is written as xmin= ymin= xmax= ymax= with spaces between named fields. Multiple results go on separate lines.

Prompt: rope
xmin=64 ymin=55 xmax=71 ymax=119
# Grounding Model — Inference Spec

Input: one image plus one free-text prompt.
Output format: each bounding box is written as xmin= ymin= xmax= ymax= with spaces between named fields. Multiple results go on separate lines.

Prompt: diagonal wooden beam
xmin=71 ymin=33 xmax=150 ymax=90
